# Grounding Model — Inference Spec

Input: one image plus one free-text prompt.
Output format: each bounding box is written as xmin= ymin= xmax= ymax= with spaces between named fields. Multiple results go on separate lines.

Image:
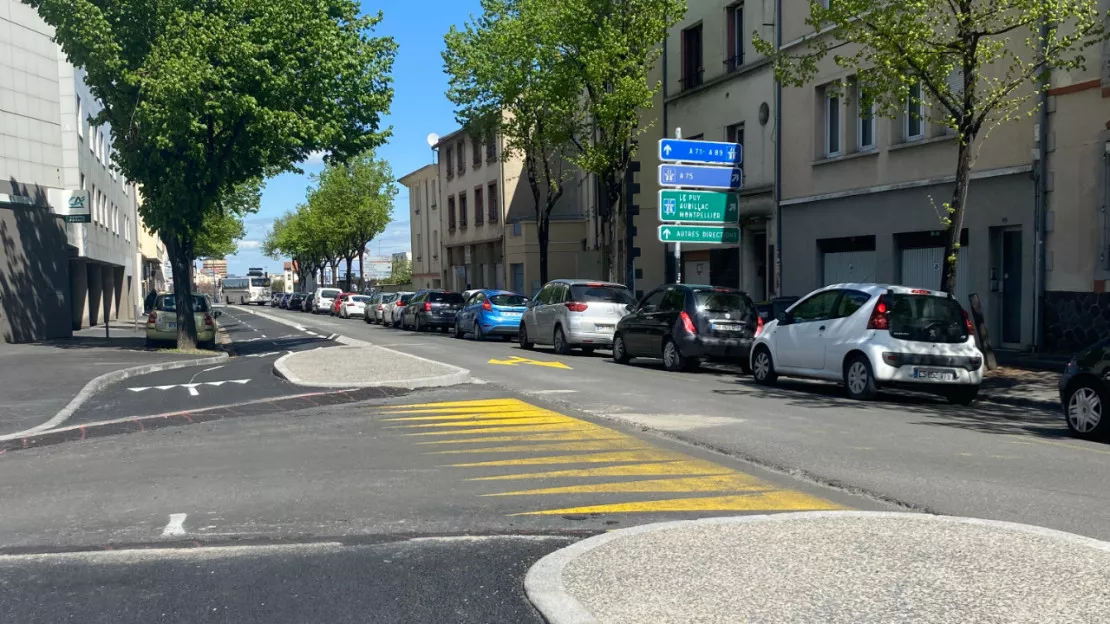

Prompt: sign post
xmin=657 ymin=132 xmax=743 ymax=284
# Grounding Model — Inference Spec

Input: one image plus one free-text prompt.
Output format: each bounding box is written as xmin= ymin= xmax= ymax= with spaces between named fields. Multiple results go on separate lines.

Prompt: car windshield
xmin=489 ymin=293 xmax=527 ymax=306
xmin=351 ymin=296 xmax=370 ymax=303
xmin=570 ymin=284 xmax=635 ymax=304
xmin=430 ymin=292 xmax=465 ymax=304
xmin=887 ymin=294 xmax=968 ymax=343
xmin=320 ymin=289 xmax=340 ymax=298
xmin=383 ymin=294 xmax=397 ymax=302
xmin=157 ymin=295 xmax=209 ymax=312
xmin=694 ymin=291 xmax=751 ymax=315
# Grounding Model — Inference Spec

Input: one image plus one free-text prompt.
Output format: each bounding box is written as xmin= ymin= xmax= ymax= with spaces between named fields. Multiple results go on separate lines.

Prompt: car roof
xmin=549 ymin=279 xmax=627 ymax=286
xmin=817 ymin=283 xmax=953 ymax=297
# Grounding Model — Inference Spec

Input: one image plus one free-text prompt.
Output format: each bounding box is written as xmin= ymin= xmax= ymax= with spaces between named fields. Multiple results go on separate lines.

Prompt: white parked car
xmin=382 ymin=292 xmax=414 ymax=327
xmin=749 ymin=283 xmax=984 ymax=404
xmin=339 ymin=294 xmax=370 ymax=319
xmin=519 ymin=279 xmax=635 ymax=354
xmin=311 ymin=287 xmax=341 ymax=314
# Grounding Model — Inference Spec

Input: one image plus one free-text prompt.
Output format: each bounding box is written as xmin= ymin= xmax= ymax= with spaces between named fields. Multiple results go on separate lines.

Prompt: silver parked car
xmin=382 ymin=291 xmax=414 ymax=327
xmin=519 ymin=279 xmax=635 ymax=354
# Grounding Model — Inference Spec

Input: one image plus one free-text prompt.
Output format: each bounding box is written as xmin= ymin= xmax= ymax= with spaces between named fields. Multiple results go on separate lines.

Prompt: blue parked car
xmin=454 ymin=289 xmax=530 ymax=340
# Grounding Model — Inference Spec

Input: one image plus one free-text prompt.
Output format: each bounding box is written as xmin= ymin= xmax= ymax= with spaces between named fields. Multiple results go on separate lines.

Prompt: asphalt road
xmin=68 ymin=307 xmax=336 ymax=425
xmin=251 ymin=305 xmax=1110 ymax=541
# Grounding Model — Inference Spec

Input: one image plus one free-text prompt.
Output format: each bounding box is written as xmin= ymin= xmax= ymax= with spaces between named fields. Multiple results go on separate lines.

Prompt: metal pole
xmin=674 ymin=128 xmax=682 ymax=284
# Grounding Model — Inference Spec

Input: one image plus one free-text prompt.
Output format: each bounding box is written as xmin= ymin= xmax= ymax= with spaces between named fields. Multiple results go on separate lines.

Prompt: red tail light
xmin=867 ymin=299 xmax=889 ymax=330
xmin=204 ymin=314 xmax=214 ymax=327
xmin=378 ymin=304 xmax=384 ymax=310
xmin=564 ymin=302 xmax=588 ymax=312
xmin=910 ymin=289 xmax=931 ymax=294
xmin=962 ymin=309 xmax=974 ymax=333
xmin=423 ymin=301 xmax=432 ymax=312
xmin=147 ymin=311 xmax=157 ymax=324
xmin=680 ymin=311 xmax=697 ymax=334
xmin=482 ymin=300 xmax=492 ymax=311
xmin=755 ymin=315 xmax=764 ymax=336
xmin=396 ymin=300 xmax=405 ymax=307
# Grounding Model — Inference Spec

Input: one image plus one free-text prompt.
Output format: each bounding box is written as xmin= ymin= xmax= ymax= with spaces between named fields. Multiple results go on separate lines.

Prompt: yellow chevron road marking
xmin=383 ymin=409 xmax=550 ymax=422
xmin=388 ymin=416 xmax=573 ymax=429
xmin=430 ymin=440 xmax=648 ymax=455
xmin=415 ymin=431 xmax=626 ymax=446
xmin=448 ymin=450 xmax=682 ymax=468
xmin=402 ymin=423 xmax=601 ymax=437
xmin=379 ymin=399 xmax=526 ymax=410
xmin=466 ymin=460 xmax=733 ymax=481
xmin=512 ymin=491 xmax=845 ymax=515
xmin=483 ymin=474 xmax=769 ymax=497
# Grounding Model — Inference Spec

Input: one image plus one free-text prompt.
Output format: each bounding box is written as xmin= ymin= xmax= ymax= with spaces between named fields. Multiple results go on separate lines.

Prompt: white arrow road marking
xmin=161 ymin=513 xmax=187 ymax=537
xmin=126 ymin=379 xmax=251 ymax=394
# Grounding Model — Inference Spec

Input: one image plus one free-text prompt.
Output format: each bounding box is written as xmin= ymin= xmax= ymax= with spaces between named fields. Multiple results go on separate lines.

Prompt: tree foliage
xmin=27 ymin=0 xmax=396 ymax=347
xmin=382 ymin=257 xmax=412 ymax=285
xmin=194 ymin=179 xmax=262 ymax=259
xmin=444 ymin=0 xmax=579 ymax=284
xmin=755 ymin=0 xmax=1107 ymax=294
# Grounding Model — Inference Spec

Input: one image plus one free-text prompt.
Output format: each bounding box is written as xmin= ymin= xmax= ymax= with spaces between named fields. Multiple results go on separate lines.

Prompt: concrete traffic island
xmin=525 ymin=511 xmax=1110 ymax=624
xmin=274 ymin=343 xmax=469 ymax=389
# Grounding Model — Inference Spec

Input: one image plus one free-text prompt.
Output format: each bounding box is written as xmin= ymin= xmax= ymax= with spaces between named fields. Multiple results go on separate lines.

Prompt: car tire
xmin=844 ymin=354 xmax=880 ymax=401
xmin=519 ymin=323 xmax=534 ymax=350
xmin=454 ymin=320 xmax=465 ymax=338
xmin=553 ymin=326 xmax=571 ymax=355
xmin=612 ymin=334 xmax=630 ymax=364
xmin=944 ymin=386 xmax=979 ymax=406
xmin=662 ymin=338 xmax=687 ymax=372
xmin=751 ymin=346 xmax=777 ymax=386
xmin=414 ymin=316 xmax=423 ymax=332
xmin=473 ymin=322 xmax=483 ymax=341
xmin=1064 ymin=379 xmax=1110 ymax=440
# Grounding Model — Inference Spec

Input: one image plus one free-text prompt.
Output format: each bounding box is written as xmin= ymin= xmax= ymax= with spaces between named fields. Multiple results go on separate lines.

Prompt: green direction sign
xmin=657 ymin=225 xmax=740 ymax=245
xmin=658 ymin=190 xmax=739 ymax=223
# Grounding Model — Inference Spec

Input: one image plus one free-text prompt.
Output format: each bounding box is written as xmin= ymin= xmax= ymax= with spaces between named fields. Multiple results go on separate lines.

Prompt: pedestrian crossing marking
xmin=378 ymin=398 xmax=844 ymax=516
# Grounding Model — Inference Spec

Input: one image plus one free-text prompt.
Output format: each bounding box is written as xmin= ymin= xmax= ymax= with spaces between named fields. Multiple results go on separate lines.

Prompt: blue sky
xmin=225 ymin=0 xmax=481 ymax=276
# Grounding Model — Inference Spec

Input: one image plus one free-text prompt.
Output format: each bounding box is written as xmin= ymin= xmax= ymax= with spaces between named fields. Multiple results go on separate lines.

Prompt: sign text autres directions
xmin=658 ymin=225 xmax=741 ymax=245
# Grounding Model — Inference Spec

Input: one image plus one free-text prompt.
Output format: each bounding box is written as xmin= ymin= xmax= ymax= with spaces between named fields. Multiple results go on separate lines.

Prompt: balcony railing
xmin=680 ymin=68 xmax=704 ymax=91
xmin=724 ymin=53 xmax=744 ymax=73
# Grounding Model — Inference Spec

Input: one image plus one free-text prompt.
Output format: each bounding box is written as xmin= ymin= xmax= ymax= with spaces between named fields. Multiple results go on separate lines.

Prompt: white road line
xmin=527 ymin=389 xmax=578 ymax=395
xmin=161 ymin=513 xmax=187 ymax=537
xmin=187 ymin=386 xmax=199 ymax=397
xmin=201 ymin=366 xmax=224 ymax=373
xmin=260 ymin=334 xmax=267 ymax=339
xmin=305 ymin=331 xmax=318 ymax=336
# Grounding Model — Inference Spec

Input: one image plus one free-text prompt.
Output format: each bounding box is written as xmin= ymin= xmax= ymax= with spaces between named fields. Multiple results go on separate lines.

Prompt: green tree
xmin=311 ymin=151 xmax=396 ymax=290
xmin=194 ymin=179 xmax=261 ymax=259
xmin=270 ymin=277 xmax=285 ymax=293
xmin=539 ymin=0 xmax=685 ymax=281
xmin=28 ymin=0 xmax=396 ymax=347
xmin=444 ymin=0 xmax=578 ymax=284
xmin=755 ymin=0 xmax=1107 ymax=294
xmin=386 ymin=257 xmax=412 ymax=285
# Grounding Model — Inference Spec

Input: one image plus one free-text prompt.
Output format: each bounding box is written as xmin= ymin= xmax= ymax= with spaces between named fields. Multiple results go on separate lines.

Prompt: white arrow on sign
xmin=663 ymin=144 xmax=673 ymax=155
xmin=662 ymin=228 xmax=672 ymax=238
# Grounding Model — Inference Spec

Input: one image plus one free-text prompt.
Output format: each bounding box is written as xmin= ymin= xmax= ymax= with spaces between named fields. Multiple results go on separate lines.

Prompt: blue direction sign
xmin=658 ymin=164 xmax=743 ymax=191
xmin=658 ymin=139 xmax=742 ymax=165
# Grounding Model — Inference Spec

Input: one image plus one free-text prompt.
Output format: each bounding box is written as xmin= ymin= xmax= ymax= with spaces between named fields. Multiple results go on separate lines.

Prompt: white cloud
xmin=237 ymin=240 xmax=261 ymax=250
xmin=303 ymin=150 xmax=328 ymax=164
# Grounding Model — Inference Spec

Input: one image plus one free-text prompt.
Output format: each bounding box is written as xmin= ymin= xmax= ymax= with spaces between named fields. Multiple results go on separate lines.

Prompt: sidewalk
xmin=979 ymin=366 xmax=1059 ymax=409
xmin=0 ymin=322 xmax=227 ymax=438
xmin=526 ymin=511 xmax=1110 ymax=624
xmin=274 ymin=341 xmax=469 ymax=389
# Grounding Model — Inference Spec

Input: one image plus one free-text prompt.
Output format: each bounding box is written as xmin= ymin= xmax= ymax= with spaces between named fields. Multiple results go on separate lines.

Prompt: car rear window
xmin=351 ymin=296 xmax=370 ymax=302
xmin=157 ymin=295 xmax=208 ymax=312
xmin=887 ymin=294 xmax=968 ymax=343
xmin=570 ymin=285 xmax=635 ymax=304
xmin=399 ymin=294 xmax=414 ymax=303
xmin=382 ymin=293 xmax=397 ymax=302
xmin=694 ymin=291 xmax=754 ymax=316
xmin=490 ymin=294 xmax=527 ymax=306
xmin=320 ymin=289 xmax=340 ymax=298
xmin=430 ymin=292 xmax=465 ymax=304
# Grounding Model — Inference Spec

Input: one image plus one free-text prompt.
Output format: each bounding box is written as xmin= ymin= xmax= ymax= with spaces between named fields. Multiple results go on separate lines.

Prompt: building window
xmin=76 ymin=97 xmax=84 ymax=139
xmin=681 ymin=23 xmax=703 ymax=90
xmin=448 ymin=195 xmax=457 ymax=231
xmin=473 ymin=186 xmax=484 ymax=225
xmin=459 ymin=191 xmax=468 ymax=228
xmin=857 ymin=84 xmax=876 ymax=150
xmin=511 ymin=221 xmax=522 ymax=237
xmin=472 ymin=136 xmax=482 ymax=167
xmin=456 ymin=139 xmax=465 ymax=175
xmin=432 ymin=230 xmax=438 ymax=258
xmin=90 ymin=127 xmax=97 ymax=154
xmin=824 ymin=88 xmax=841 ymax=157
xmin=431 ymin=179 xmax=437 ymax=207
xmin=445 ymin=147 xmax=454 ymax=179
xmin=726 ymin=4 xmax=744 ymax=72
xmin=905 ymin=81 xmax=925 ymax=141
xmin=487 ymin=182 xmax=498 ymax=222
xmin=726 ymin=122 xmax=744 ymax=151
xmin=416 ymin=233 xmax=422 ymax=261
xmin=486 ymin=133 xmax=496 ymax=161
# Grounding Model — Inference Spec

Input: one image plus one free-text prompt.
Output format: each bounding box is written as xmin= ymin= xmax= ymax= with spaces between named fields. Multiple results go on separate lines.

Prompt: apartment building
xmin=398 ymin=164 xmax=442 ymax=290
xmin=1 ymin=1 xmax=140 ymax=341
xmin=777 ymin=6 xmax=1025 ymax=349
xmin=630 ymin=0 xmax=776 ymax=301
xmin=138 ymin=215 xmax=168 ymax=297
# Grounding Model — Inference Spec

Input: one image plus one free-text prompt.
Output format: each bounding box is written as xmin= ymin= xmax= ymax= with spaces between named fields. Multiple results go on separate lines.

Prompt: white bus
xmin=223 ymin=275 xmax=271 ymax=305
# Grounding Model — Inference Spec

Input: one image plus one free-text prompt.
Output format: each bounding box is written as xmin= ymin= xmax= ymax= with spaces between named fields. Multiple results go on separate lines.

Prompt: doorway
xmin=998 ymin=227 xmax=1023 ymax=346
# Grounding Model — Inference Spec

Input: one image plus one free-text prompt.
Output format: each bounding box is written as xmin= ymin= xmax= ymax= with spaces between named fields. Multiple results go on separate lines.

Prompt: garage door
xmin=900 ymin=247 xmax=970 ymax=309
xmin=823 ymin=250 xmax=877 ymax=286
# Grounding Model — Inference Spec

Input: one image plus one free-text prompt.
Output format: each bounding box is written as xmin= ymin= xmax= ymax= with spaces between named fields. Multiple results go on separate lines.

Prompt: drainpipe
xmin=1033 ymin=12 xmax=1050 ymax=351
xmin=773 ymin=0 xmax=783 ymax=297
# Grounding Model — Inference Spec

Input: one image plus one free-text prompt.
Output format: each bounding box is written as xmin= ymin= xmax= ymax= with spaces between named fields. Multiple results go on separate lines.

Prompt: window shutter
xmin=947 ymin=67 xmax=965 ymax=100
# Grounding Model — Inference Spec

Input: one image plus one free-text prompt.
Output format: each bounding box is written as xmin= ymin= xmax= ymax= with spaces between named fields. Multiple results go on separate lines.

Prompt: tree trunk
xmin=599 ymin=174 xmax=622 ymax=282
xmin=358 ymin=244 xmax=367 ymax=292
xmin=940 ymin=134 xmax=974 ymax=295
xmin=345 ymin=256 xmax=354 ymax=291
xmin=538 ymin=221 xmax=550 ymax=285
xmin=164 ymin=234 xmax=199 ymax=350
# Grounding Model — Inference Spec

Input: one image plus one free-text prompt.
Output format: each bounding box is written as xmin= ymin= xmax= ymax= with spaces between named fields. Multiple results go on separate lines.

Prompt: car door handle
xmin=818 ymin=325 xmax=826 ymax=331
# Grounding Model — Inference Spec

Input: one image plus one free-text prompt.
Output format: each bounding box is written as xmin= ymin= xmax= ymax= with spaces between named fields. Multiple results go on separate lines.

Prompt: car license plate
xmin=913 ymin=367 xmax=956 ymax=381
xmin=504 ymin=312 xmax=521 ymax=318
xmin=166 ymin=322 xmax=177 ymax=329
xmin=595 ymin=324 xmax=614 ymax=332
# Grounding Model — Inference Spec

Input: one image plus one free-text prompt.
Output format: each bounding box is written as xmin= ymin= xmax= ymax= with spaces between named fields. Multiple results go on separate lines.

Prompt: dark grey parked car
xmin=400 ymin=290 xmax=465 ymax=332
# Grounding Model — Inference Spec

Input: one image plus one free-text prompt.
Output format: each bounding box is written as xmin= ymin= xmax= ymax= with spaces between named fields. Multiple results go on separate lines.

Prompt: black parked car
xmin=279 ymin=293 xmax=293 ymax=309
xmin=400 ymin=290 xmax=465 ymax=332
xmin=613 ymin=284 xmax=762 ymax=373
xmin=287 ymin=292 xmax=308 ymax=311
xmin=1060 ymin=339 xmax=1110 ymax=440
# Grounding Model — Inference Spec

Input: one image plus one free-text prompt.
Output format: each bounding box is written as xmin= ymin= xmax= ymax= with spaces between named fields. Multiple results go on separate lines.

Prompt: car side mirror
xmin=625 ymin=303 xmax=634 ymax=312
xmin=776 ymin=311 xmax=791 ymax=325
xmin=213 ymin=310 xmax=222 ymax=318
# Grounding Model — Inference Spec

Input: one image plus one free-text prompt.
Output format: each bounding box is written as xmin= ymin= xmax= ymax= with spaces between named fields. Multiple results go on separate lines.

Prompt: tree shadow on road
xmin=714 ymin=377 xmax=1076 ymax=442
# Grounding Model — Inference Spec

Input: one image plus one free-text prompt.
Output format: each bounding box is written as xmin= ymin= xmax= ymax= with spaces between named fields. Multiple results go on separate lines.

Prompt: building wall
xmin=0 ymin=204 xmax=72 ymax=342
xmin=504 ymin=220 xmax=590 ymax=297
xmin=399 ymin=163 xmax=440 ymax=289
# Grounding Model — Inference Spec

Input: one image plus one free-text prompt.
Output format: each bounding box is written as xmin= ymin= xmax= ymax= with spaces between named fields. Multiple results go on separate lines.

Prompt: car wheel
xmin=454 ymin=320 xmax=465 ymax=339
xmin=1065 ymin=380 xmax=1109 ymax=440
xmin=473 ymin=322 xmax=483 ymax=341
xmin=844 ymin=354 xmax=879 ymax=401
xmin=414 ymin=316 xmax=423 ymax=332
xmin=519 ymin=323 xmax=534 ymax=350
xmin=944 ymin=386 xmax=979 ymax=406
xmin=751 ymin=346 xmax=777 ymax=385
xmin=553 ymin=327 xmax=571 ymax=355
xmin=662 ymin=338 xmax=695 ymax=372
xmin=612 ymin=334 xmax=630 ymax=364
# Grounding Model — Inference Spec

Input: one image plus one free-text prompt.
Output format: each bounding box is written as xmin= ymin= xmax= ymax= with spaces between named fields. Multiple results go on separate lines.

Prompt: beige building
xmin=137 ymin=212 xmax=167 ymax=297
xmin=433 ymin=128 xmax=598 ymax=295
xmin=629 ymin=0 xmax=775 ymax=301
xmin=398 ymin=164 xmax=441 ymax=290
